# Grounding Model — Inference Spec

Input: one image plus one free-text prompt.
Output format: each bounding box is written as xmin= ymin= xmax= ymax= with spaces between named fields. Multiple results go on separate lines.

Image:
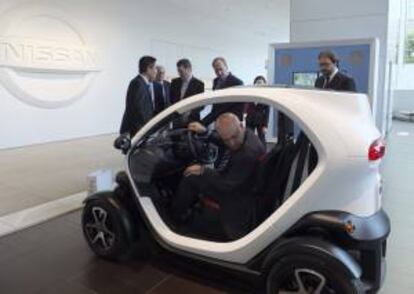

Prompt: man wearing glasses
xmin=314 ymin=50 xmax=356 ymax=92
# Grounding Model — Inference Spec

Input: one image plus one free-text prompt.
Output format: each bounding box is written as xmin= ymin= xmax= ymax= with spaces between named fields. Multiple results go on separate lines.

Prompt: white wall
xmin=290 ymin=0 xmax=390 ymax=133
xmin=0 ymin=0 xmax=290 ymax=149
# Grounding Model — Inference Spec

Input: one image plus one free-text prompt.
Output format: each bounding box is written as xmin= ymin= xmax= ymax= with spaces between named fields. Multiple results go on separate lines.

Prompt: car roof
xmin=133 ymin=87 xmax=380 ymax=159
xmin=234 ymin=84 xmax=359 ymax=95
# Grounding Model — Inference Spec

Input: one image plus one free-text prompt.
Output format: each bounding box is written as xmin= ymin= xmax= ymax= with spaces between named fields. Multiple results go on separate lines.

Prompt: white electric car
xmin=82 ymin=87 xmax=390 ymax=293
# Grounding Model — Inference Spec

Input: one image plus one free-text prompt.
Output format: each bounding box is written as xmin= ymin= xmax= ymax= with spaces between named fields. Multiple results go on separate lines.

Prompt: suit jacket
xmin=246 ymin=103 xmax=270 ymax=128
xmin=153 ymin=82 xmax=169 ymax=114
xmin=170 ymin=77 xmax=205 ymax=122
xmin=201 ymin=73 xmax=244 ymax=126
xmin=154 ymin=80 xmax=171 ymax=109
xmin=170 ymin=77 xmax=204 ymax=104
xmin=315 ymin=71 xmax=356 ymax=92
xmin=120 ymin=75 xmax=154 ymax=137
xmin=201 ymin=129 xmax=265 ymax=239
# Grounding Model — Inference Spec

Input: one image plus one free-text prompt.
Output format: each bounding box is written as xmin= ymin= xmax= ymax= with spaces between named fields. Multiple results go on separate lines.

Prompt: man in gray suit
xmin=120 ymin=56 xmax=158 ymax=137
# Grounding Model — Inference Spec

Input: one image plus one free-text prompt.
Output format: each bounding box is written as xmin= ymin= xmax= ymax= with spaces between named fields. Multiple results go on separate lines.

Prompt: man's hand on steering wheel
xmin=184 ymin=164 xmax=204 ymax=177
xmin=188 ymin=122 xmax=206 ymax=134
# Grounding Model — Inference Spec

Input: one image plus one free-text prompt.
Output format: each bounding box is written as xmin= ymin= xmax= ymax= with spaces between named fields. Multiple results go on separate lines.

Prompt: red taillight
xmin=369 ymin=138 xmax=386 ymax=161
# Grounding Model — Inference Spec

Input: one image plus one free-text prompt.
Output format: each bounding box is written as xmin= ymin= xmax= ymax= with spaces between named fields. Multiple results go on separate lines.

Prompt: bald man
xmin=173 ymin=113 xmax=265 ymax=240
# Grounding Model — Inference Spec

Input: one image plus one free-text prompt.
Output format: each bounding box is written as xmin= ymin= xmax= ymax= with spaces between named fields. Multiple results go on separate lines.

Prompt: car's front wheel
xmin=266 ymin=254 xmax=365 ymax=294
xmin=82 ymin=198 xmax=134 ymax=261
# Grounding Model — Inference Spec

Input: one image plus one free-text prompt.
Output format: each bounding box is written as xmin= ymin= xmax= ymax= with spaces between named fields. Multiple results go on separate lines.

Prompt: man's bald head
xmin=216 ymin=113 xmax=245 ymax=151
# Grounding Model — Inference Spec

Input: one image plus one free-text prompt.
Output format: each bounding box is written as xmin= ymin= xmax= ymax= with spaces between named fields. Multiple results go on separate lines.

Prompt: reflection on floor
xmin=0 ymin=192 xmax=86 ymax=237
xmin=0 ymin=134 xmax=123 ymax=217
xmin=379 ymin=120 xmax=414 ymax=293
xmin=0 ymin=120 xmax=413 ymax=293
xmin=0 ymin=211 xmax=231 ymax=294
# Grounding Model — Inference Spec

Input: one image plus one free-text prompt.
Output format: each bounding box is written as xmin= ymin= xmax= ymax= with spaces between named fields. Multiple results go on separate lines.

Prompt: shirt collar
xmin=220 ymin=72 xmax=230 ymax=81
xmin=183 ymin=75 xmax=193 ymax=83
xmin=329 ymin=67 xmax=339 ymax=81
xmin=140 ymin=74 xmax=150 ymax=85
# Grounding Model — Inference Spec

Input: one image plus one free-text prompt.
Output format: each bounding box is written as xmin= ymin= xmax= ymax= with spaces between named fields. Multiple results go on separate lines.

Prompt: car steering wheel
xmin=187 ymin=130 xmax=218 ymax=164
xmin=165 ymin=128 xmax=218 ymax=164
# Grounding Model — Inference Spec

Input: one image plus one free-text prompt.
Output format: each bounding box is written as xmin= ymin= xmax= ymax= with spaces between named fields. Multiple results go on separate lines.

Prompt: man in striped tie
xmin=173 ymin=113 xmax=265 ymax=240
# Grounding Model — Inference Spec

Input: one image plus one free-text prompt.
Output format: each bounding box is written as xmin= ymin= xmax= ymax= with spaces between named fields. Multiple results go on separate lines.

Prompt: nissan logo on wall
xmin=0 ymin=2 xmax=100 ymax=108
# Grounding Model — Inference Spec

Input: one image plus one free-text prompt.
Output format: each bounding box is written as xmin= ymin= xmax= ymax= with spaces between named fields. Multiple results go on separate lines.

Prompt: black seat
xmin=254 ymin=132 xmax=317 ymax=224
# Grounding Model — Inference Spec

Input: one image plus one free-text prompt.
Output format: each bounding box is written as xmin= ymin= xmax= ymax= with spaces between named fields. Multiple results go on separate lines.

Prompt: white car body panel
xmin=126 ymin=87 xmax=383 ymax=264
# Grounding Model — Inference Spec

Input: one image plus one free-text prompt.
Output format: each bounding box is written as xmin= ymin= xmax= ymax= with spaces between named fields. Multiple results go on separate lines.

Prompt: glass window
xmin=405 ymin=0 xmax=414 ymax=63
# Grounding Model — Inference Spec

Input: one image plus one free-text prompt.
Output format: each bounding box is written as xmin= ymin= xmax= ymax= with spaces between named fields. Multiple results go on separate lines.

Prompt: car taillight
xmin=369 ymin=138 xmax=386 ymax=161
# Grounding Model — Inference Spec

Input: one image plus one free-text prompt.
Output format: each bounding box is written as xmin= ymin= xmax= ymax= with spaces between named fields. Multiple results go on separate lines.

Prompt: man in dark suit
xmin=200 ymin=57 xmax=244 ymax=126
xmin=173 ymin=113 xmax=265 ymax=240
xmin=170 ymin=59 xmax=204 ymax=104
xmin=154 ymin=65 xmax=171 ymax=109
xmin=170 ymin=59 xmax=204 ymax=123
xmin=120 ymin=56 xmax=157 ymax=137
xmin=314 ymin=51 xmax=356 ymax=92
xmin=153 ymin=82 xmax=168 ymax=115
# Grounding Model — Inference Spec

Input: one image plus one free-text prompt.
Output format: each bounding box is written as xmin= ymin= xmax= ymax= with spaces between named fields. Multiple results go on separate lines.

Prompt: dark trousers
xmin=173 ymin=174 xmax=254 ymax=240
xmin=172 ymin=175 xmax=206 ymax=221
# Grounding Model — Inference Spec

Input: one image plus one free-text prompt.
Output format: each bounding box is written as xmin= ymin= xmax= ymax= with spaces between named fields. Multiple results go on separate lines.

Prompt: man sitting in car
xmin=172 ymin=113 xmax=265 ymax=240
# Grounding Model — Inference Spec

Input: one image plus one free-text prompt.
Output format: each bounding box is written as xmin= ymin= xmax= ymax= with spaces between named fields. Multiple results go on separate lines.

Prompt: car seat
xmin=254 ymin=132 xmax=317 ymax=225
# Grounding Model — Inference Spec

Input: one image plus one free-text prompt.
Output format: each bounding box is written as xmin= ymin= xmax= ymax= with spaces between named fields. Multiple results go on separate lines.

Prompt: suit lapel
xmin=328 ymin=73 xmax=340 ymax=89
xmin=177 ymin=78 xmax=183 ymax=97
xmin=183 ymin=77 xmax=193 ymax=98
xmin=138 ymin=75 xmax=154 ymax=113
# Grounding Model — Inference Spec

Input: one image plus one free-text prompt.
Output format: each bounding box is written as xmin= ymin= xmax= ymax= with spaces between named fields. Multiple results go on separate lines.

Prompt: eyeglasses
xmin=319 ymin=62 xmax=332 ymax=67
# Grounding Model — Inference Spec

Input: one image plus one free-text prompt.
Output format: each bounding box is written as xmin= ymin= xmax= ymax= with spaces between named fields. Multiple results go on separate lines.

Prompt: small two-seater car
xmin=82 ymin=87 xmax=390 ymax=293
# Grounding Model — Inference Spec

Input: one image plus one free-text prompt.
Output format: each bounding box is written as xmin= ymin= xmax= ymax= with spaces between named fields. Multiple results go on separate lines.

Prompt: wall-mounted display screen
xmin=292 ymin=72 xmax=319 ymax=87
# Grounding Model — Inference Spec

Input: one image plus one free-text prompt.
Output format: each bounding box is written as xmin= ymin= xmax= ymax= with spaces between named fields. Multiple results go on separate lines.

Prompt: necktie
xmin=147 ymin=84 xmax=154 ymax=110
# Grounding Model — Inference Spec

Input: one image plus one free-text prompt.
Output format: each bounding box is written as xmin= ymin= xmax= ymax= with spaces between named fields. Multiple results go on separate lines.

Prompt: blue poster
xmin=274 ymin=44 xmax=371 ymax=93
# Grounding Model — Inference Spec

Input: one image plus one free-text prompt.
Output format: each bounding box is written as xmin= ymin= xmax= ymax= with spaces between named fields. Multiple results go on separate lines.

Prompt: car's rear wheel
xmin=266 ymin=254 xmax=364 ymax=294
xmin=82 ymin=198 xmax=134 ymax=261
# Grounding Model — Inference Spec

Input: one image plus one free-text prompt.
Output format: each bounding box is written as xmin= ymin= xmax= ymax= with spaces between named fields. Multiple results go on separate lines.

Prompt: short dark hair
xmin=139 ymin=56 xmax=156 ymax=74
xmin=177 ymin=58 xmax=192 ymax=69
xmin=212 ymin=57 xmax=228 ymax=67
xmin=254 ymin=75 xmax=267 ymax=84
xmin=318 ymin=50 xmax=339 ymax=64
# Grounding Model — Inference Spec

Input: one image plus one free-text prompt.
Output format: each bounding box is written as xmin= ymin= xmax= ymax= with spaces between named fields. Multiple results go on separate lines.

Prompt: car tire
xmin=82 ymin=198 xmax=134 ymax=261
xmin=266 ymin=254 xmax=365 ymax=294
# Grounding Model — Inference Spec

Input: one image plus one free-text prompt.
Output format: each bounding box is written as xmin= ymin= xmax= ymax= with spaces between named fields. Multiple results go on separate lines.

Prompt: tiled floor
xmin=0 ymin=211 xmax=232 ymax=294
xmin=0 ymin=192 xmax=86 ymax=237
xmin=0 ymin=120 xmax=413 ymax=293
xmin=378 ymin=120 xmax=414 ymax=293
xmin=0 ymin=134 xmax=123 ymax=216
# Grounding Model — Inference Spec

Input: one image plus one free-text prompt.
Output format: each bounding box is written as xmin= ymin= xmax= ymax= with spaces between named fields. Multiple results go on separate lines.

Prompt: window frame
xmin=404 ymin=0 xmax=414 ymax=63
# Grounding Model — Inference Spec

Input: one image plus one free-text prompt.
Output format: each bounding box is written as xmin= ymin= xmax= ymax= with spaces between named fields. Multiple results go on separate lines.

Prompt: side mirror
xmin=114 ymin=134 xmax=131 ymax=154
